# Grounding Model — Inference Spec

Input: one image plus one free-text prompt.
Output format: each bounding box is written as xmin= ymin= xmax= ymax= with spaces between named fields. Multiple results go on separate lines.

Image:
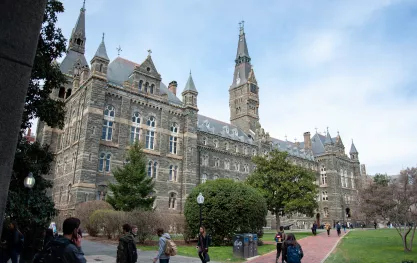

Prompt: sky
xmin=43 ymin=0 xmax=417 ymax=175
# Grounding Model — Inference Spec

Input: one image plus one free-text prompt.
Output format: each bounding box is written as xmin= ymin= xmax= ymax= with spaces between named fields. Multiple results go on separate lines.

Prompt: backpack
xmin=164 ymin=239 xmax=177 ymax=256
xmin=275 ymin=232 xmax=285 ymax=243
xmin=33 ymin=239 xmax=71 ymax=263
xmin=337 ymin=224 xmax=341 ymax=230
xmin=286 ymin=245 xmax=301 ymax=263
xmin=126 ymin=239 xmax=138 ymax=263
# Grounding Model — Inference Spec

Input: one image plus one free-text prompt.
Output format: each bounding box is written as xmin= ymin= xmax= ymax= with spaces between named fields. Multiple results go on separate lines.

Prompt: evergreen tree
xmin=107 ymin=142 xmax=155 ymax=211
xmin=247 ymin=150 xmax=318 ymax=230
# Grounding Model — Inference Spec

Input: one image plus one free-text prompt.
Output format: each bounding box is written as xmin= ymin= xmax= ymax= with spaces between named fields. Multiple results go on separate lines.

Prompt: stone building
xmin=37 ymin=4 xmax=363 ymax=228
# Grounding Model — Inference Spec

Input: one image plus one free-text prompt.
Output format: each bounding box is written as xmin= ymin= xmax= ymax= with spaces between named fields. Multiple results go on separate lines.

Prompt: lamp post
xmin=24 ymin=172 xmax=35 ymax=189
xmin=197 ymin=193 xmax=204 ymax=227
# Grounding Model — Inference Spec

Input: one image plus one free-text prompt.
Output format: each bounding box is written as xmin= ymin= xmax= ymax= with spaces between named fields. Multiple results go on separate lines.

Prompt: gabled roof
xmin=60 ymin=50 xmax=88 ymax=75
xmin=311 ymin=133 xmax=326 ymax=155
xmin=197 ymin=115 xmax=254 ymax=144
xmin=271 ymin=137 xmax=315 ymax=161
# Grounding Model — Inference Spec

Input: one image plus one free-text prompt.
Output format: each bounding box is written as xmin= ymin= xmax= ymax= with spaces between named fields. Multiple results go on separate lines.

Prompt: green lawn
xmin=139 ymin=244 xmax=276 ymax=262
xmin=325 ymin=229 xmax=417 ymax=263
xmin=262 ymin=230 xmax=316 ymax=242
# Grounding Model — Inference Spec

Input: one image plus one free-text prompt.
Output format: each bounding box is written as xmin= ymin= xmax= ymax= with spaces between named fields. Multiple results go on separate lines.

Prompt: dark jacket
xmin=117 ymin=233 xmax=135 ymax=263
xmin=49 ymin=236 xmax=86 ymax=263
xmin=5 ymin=229 xmax=21 ymax=251
xmin=197 ymin=234 xmax=210 ymax=252
xmin=282 ymin=241 xmax=304 ymax=263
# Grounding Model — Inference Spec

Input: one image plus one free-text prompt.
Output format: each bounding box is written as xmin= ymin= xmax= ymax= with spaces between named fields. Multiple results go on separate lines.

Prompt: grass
xmin=139 ymin=231 xmax=313 ymax=262
xmin=325 ymin=229 xmax=417 ymax=263
xmin=262 ymin=230 xmax=316 ymax=242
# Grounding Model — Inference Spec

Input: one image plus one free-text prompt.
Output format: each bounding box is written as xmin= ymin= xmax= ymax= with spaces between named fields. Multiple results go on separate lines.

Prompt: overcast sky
xmin=42 ymin=0 xmax=417 ymax=175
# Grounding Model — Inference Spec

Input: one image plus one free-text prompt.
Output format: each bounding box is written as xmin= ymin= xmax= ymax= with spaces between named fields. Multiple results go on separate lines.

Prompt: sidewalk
xmin=248 ymin=230 xmax=348 ymax=263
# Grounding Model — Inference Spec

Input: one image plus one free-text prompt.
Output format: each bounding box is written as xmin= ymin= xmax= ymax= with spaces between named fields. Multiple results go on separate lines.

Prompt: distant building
xmin=25 ymin=128 xmax=36 ymax=144
xmin=37 ymin=3 xmax=364 ymax=228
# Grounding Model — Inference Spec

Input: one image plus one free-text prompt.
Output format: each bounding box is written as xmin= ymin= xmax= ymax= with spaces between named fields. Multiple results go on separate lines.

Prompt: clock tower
xmin=229 ymin=21 xmax=260 ymax=134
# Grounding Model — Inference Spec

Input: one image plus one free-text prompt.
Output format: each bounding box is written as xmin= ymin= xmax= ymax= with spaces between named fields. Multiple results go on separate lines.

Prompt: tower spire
xmin=68 ymin=1 xmax=87 ymax=54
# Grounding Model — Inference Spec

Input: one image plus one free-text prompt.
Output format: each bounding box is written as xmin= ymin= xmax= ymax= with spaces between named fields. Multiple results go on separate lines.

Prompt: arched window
xmin=320 ymin=166 xmax=327 ymax=185
xmin=148 ymin=161 xmax=152 ymax=177
xmin=214 ymin=157 xmax=220 ymax=167
xmin=105 ymin=154 xmax=111 ymax=172
xmin=225 ymin=142 xmax=229 ymax=150
xmin=99 ymin=64 xmax=103 ymax=72
xmin=213 ymin=139 xmax=219 ymax=148
xmin=67 ymin=184 xmax=72 ymax=203
xmin=98 ymin=153 xmax=105 ymax=171
xmin=150 ymin=84 xmax=155 ymax=94
xmin=244 ymin=147 xmax=248 ymax=155
xmin=102 ymin=105 xmax=115 ymax=141
xmin=169 ymin=165 xmax=178 ymax=181
xmin=201 ymin=174 xmax=207 ymax=184
xmin=153 ymin=162 xmax=158 ymax=178
xmin=322 ymin=191 xmax=328 ymax=201
xmin=170 ymin=123 xmax=178 ymax=154
xmin=98 ymin=153 xmax=111 ymax=172
xmin=146 ymin=116 xmax=156 ymax=149
xmin=344 ymin=170 xmax=349 ymax=188
xmin=235 ymin=145 xmax=239 ymax=153
xmin=224 ymin=159 xmax=230 ymax=170
xmin=203 ymin=137 xmax=207 ymax=146
xmin=169 ymin=192 xmax=177 ymax=209
xmin=144 ymin=82 xmax=149 ymax=93
xmin=324 ymin=207 xmax=329 ymax=218
xmin=132 ymin=112 xmax=141 ymax=124
xmin=130 ymin=112 xmax=141 ymax=144
xmin=138 ymin=80 xmax=143 ymax=91
xmin=58 ymin=87 xmax=65 ymax=98
xmin=202 ymin=155 xmax=209 ymax=166
xmin=147 ymin=161 xmax=157 ymax=178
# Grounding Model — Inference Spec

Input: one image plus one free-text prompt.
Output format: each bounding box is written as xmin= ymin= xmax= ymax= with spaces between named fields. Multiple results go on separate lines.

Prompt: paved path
xmin=248 ymin=230 xmax=348 ymax=263
xmin=83 ymin=240 xmax=219 ymax=263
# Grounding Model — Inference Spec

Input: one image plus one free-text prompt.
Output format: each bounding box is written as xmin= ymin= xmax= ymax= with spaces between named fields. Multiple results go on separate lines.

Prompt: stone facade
xmin=36 ymin=6 xmax=364 ymax=228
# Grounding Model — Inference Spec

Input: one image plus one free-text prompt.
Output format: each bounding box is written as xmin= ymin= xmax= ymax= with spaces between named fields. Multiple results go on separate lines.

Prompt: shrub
xmin=90 ymin=209 xmax=126 ymax=239
xmin=75 ymin=200 xmax=113 ymax=236
xmin=184 ymin=179 xmax=268 ymax=245
xmin=128 ymin=210 xmax=168 ymax=244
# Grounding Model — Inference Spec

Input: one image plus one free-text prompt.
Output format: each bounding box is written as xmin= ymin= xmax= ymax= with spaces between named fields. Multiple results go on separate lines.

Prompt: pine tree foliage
xmin=246 ymin=150 xmax=318 ymax=230
xmin=107 ymin=142 xmax=155 ymax=211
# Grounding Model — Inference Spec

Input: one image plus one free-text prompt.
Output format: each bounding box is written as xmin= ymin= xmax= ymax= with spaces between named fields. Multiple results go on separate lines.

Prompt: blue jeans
xmin=2 ymin=250 xmax=19 ymax=263
xmin=159 ymin=259 xmax=170 ymax=263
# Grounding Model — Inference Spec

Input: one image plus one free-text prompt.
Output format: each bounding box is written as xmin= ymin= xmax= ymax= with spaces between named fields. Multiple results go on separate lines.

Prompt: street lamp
xmin=24 ymin=172 xmax=35 ymax=189
xmin=197 ymin=193 xmax=204 ymax=226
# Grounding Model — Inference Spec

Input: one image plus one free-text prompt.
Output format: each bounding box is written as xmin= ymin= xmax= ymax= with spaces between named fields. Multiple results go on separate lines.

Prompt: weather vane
xmin=147 ymin=49 xmax=152 ymax=56
xmin=116 ymin=45 xmax=122 ymax=56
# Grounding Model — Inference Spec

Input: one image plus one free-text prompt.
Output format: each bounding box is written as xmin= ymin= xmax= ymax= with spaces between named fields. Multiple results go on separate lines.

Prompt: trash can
xmin=253 ymin=234 xmax=258 ymax=256
xmin=233 ymin=234 xmax=244 ymax=258
xmin=243 ymin=233 xmax=251 ymax=258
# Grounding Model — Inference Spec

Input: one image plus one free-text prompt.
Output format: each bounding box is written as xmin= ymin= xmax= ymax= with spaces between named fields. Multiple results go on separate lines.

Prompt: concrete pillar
xmin=0 ymin=0 xmax=47 ymax=237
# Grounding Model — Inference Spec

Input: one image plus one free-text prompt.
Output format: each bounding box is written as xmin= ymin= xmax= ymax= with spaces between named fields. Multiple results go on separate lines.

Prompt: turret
xmin=182 ymin=72 xmax=198 ymax=109
xmin=68 ymin=2 xmax=86 ymax=54
xmin=90 ymin=33 xmax=109 ymax=78
xmin=350 ymin=140 xmax=359 ymax=161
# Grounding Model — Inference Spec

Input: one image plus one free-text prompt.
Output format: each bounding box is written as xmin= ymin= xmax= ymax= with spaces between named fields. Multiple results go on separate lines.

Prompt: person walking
xmin=43 ymin=228 xmax=55 ymax=248
xmin=311 ymin=223 xmax=317 ymax=236
xmin=274 ymin=226 xmax=286 ymax=263
xmin=282 ymin=233 xmax=304 ymax=263
xmin=336 ymin=222 xmax=341 ymax=237
xmin=33 ymin=217 xmax=86 ymax=263
xmin=197 ymin=226 xmax=210 ymax=263
xmin=374 ymin=221 xmax=377 ymax=229
xmin=342 ymin=222 xmax=346 ymax=233
xmin=325 ymin=223 xmax=331 ymax=237
xmin=153 ymin=228 xmax=171 ymax=263
xmin=0 ymin=221 xmax=23 ymax=263
xmin=117 ymin=224 xmax=137 ymax=263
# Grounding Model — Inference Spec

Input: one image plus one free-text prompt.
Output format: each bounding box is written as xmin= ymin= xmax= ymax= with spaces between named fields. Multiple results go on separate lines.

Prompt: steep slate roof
xmin=71 ymin=6 xmax=86 ymax=40
xmin=94 ymin=38 xmax=109 ymax=60
xmin=60 ymin=50 xmax=88 ymax=75
xmin=106 ymin=57 xmax=182 ymax=105
xmin=350 ymin=141 xmax=358 ymax=154
xmin=324 ymin=131 xmax=333 ymax=145
xmin=197 ymin=115 xmax=254 ymax=144
xmin=183 ymin=72 xmax=198 ymax=92
xmin=271 ymin=137 xmax=315 ymax=161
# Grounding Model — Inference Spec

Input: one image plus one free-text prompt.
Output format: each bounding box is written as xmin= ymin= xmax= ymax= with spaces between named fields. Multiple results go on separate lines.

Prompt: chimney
xmin=27 ymin=128 xmax=31 ymax=137
xmin=303 ymin=132 xmax=311 ymax=149
xmin=168 ymin=81 xmax=178 ymax=96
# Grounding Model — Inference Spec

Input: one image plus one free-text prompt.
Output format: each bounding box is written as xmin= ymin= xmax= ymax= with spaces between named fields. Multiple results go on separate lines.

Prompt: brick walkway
xmin=248 ymin=230 xmax=348 ymax=263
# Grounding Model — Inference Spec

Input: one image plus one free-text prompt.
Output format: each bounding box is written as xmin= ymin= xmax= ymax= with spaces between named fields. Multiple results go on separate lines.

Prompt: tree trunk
xmin=276 ymin=214 xmax=281 ymax=231
xmin=409 ymin=225 xmax=417 ymax=252
xmin=0 ymin=0 xmax=47 ymax=238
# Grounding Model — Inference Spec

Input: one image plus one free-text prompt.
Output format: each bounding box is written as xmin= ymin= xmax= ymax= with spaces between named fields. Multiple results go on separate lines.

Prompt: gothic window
xmin=252 ymin=149 xmax=257 ymax=156
xmin=144 ymin=82 xmax=149 ymax=93
xmin=225 ymin=142 xmax=229 ymax=150
xmin=138 ymin=80 xmax=143 ymax=91
xmin=150 ymin=84 xmax=155 ymax=94
xmin=170 ymin=123 xmax=178 ymax=154
xmin=132 ymin=112 xmax=141 ymax=124
xmin=168 ymin=192 xmax=177 ymax=209
xmin=250 ymin=84 xmax=257 ymax=94
xmin=146 ymin=116 xmax=156 ymax=150
xmin=235 ymin=145 xmax=239 ymax=153
xmin=203 ymin=137 xmax=207 ymax=146
xmin=243 ymin=164 xmax=249 ymax=173
xmin=169 ymin=165 xmax=178 ymax=181
xmin=224 ymin=159 xmax=230 ymax=170
xmin=344 ymin=170 xmax=349 ymax=187
xmin=322 ymin=191 xmax=328 ymax=201
xmin=213 ymin=139 xmax=219 ymax=148
xmin=102 ymin=105 xmax=115 ymax=141
xmin=320 ymin=166 xmax=327 ymax=185
xmin=98 ymin=153 xmax=109 ymax=172
xmin=130 ymin=126 xmax=140 ymax=144
xmin=244 ymin=147 xmax=248 ymax=155
xmin=234 ymin=162 xmax=240 ymax=171
xmin=214 ymin=157 xmax=220 ymax=168
xmin=58 ymin=87 xmax=65 ymax=98
xmin=147 ymin=161 xmax=158 ymax=178
xmin=201 ymin=174 xmax=207 ymax=184
xmin=324 ymin=207 xmax=329 ymax=218
xmin=202 ymin=155 xmax=209 ymax=166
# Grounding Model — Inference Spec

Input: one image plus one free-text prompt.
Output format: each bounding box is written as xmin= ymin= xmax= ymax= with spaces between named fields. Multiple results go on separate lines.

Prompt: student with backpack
xmin=33 ymin=217 xmax=86 ymax=263
xmin=153 ymin=228 xmax=176 ymax=263
xmin=197 ymin=226 xmax=210 ymax=263
xmin=274 ymin=226 xmax=286 ymax=263
xmin=336 ymin=222 xmax=341 ymax=237
xmin=282 ymin=233 xmax=303 ymax=263
xmin=117 ymin=224 xmax=137 ymax=263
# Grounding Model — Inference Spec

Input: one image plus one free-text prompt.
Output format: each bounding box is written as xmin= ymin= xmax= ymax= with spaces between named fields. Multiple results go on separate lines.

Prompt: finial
xmin=190 ymin=69 xmax=192 ymax=75
xmin=116 ymin=45 xmax=122 ymax=56
xmin=337 ymin=130 xmax=340 ymax=136
xmin=147 ymin=49 xmax=152 ymax=57
xmin=326 ymin=126 xmax=329 ymax=133
xmin=314 ymin=127 xmax=318 ymax=133
xmin=102 ymin=32 xmax=105 ymax=42
xmin=82 ymin=0 xmax=86 ymax=10
xmin=239 ymin=20 xmax=245 ymax=34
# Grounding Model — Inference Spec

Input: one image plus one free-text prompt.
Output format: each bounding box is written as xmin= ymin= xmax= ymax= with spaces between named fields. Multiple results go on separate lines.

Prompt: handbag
xmin=204 ymin=252 xmax=210 ymax=262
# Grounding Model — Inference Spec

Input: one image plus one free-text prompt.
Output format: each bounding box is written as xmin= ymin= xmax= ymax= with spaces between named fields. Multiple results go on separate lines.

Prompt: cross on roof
xmin=102 ymin=32 xmax=105 ymax=42
xmin=315 ymin=127 xmax=318 ymax=133
xmin=147 ymin=49 xmax=152 ymax=56
xmin=116 ymin=45 xmax=122 ymax=56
